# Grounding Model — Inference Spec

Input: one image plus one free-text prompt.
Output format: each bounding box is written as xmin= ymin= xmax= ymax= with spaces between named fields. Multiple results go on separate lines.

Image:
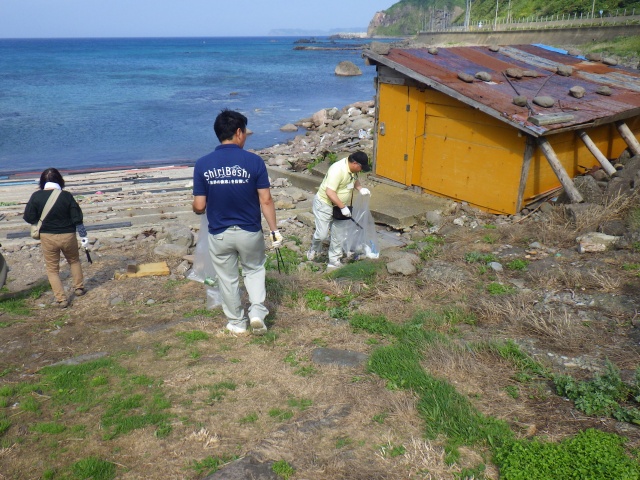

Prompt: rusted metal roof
xmin=363 ymin=44 xmax=640 ymax=137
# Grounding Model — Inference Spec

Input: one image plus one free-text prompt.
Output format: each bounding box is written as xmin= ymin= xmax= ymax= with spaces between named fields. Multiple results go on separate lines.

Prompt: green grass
xmin=30 ymin=422 xmax=67 ymax=434
xmin=464 ymin=251 xmax=498 ymax=264
xmin=0 ymin=418 xmax=11 ymax=436
xmin=326 ymin=259 xmax=382 ymax=284
xmin=506 ymin=259 xmax=529 ymax=271
xmin=268 ymin=408 xmax=294 ymax=421
xmin=176 ymin=330 xmax=209 ymax=344
xmin=70 ymin=456 xmax=117 ymax=480
xmin=487 ymin=282 xmax=516 ymax=295
xmin=304 ymin=289 xmax=328 ymax=311
xmin=496 ymin=429 xmax=640 ymax=480
xmin=265 ymin=246 xmax=301 ymax=274
xmin=183 ymin=308 xmax=217 ymax=318
xmin=581 ymin=35 xmax=640 ymax=58
xmin=272 ymin=459 xmax=295 ymax=479
xmin=239 ymin=412 xmax=259 ymax=424
xmin=473 ymin=340 xmax=549 ymax=379
xmin=191 ymin=455 xmax=237 ymax=476
xmin=0 ymin=298 xmax=31 ymax=316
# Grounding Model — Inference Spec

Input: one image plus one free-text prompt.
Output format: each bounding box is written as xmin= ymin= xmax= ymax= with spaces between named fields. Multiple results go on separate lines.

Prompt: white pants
xmin=311 ymin=195 xmax=349 ymax=264
xmin=208 ymin=227 xmax=268 ymax=326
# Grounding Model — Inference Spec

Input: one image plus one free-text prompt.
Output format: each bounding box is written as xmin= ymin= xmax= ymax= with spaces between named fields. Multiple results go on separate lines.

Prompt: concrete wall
xmin=416 ymin=24 xmax=640 ymax=46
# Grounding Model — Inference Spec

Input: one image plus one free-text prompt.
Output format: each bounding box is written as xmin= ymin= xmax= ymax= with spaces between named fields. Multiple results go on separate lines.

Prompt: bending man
xmin=307 ymin=151 xmax=370 ymax=271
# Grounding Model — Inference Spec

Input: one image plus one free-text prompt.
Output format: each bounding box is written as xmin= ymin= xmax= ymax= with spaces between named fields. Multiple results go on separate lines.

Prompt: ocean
xmin=0 ymin=36 xmax=385 ymax=176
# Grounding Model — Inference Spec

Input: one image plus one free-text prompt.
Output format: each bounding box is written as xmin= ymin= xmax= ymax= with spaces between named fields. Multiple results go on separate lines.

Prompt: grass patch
xmin=191 ymin=455 xmax=237 ymax=476
xmin=496 ymin=428 xmax=640 ymax=480
xmin=176 ymin=330 xmax=209 ymax=344
xmin=70 ymin=456 xmax=117 ymax=480
xmin=272 ymin=459 xmax=295 ymax=479
xmin=268 ymin=408 xmax=294 ymax=421
xmin=554 ymin=361 xmax=640 ymax=423
xmin=487 ymin=282 xmax=516 ymax=295
xmin=265 ymin=246 xmax=300 ymax=274
xmin=506 ymin=259 xmax=529 ymax=271
xmin=0 ymin=298 xmax=31 ymax=316
xmin=464 ymin=251 xmax=498 ymax=264
xmin=304 ymin=289 xmax=328 ymax=311
xmin=404 ymin=235 xmax=445 ymax=260
xmin=30 ymin=422 xmax=67 ymax=434
xmin=473 ymin=340 xmax=549 ymax=379
xmin=326 ymin=259 xmax=382 ymax=284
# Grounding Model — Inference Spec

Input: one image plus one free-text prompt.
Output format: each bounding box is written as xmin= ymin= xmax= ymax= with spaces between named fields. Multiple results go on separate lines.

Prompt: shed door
xmin=376 ymin=83 xmax=425 ymax=186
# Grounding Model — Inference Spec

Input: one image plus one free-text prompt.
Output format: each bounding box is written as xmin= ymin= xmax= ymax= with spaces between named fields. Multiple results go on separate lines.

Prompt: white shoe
xmin=250 ymin=317 xmax=267 ymax=335
xmin=306 ymin=249 xmax=317 ymax=261
xmin=226 ymin=322 xmax=247 ymax=334
xmin=326 ymin=261 xmax=342 ymax=271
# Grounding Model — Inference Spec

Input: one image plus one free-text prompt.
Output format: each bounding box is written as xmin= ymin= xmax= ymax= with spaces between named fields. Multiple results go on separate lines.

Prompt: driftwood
xmin=616 ymin=121 xmax=640 ymax=156
xmin=577 ymin=130 xmax=616 ymax=176
xmin=537 ymin=137 xmax=584 ymax=204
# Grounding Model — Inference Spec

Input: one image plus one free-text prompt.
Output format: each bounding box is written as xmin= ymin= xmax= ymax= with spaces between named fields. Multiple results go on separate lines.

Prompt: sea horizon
xmin=0 ymin=36 xmax=389 ymax=177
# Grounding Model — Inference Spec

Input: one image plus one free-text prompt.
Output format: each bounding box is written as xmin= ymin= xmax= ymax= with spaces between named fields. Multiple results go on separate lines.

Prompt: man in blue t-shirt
xmin=192 ymin=109 xmax=282 ymax=335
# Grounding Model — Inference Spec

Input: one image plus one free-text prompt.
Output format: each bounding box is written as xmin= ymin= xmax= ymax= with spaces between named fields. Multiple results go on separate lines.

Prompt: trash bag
xmin=187 ymin=213 xmax=221 ymax=307
xmin=341 ymin=193 xmax=380 ymax=260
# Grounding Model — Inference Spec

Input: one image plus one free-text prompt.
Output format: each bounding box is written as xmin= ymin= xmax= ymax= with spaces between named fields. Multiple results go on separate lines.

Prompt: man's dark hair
xmin=214 ymin=109 xmax=248 ymax=142
xmin=39 ymin=167 xmax=65 ymax=190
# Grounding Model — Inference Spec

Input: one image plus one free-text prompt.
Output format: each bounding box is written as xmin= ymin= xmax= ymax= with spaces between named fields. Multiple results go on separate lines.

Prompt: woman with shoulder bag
xmin=23 ymin=168 xmax=89 ymax=308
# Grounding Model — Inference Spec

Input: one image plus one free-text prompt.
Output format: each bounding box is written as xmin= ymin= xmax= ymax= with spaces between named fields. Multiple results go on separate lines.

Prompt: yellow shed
xmin=362 ymin=45 xmax=640 ymax=215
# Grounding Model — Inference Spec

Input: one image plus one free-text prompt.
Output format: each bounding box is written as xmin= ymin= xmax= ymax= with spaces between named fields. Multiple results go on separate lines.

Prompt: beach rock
xmin=522 ymin=70 xmax=539 ymax=77
xmin=597 ymin=86 xmax=612 ymax=96
xmin=428 ymin=47 xmax=438 ymax=55
xmin=162 ymin=224 xmax=194 ymax=248
xmin=334 ymin=61 xmax=362 ymax=76
xmin=312 ymin=109 xmax=329 ymax=127
xmin=513 ymin=96 xmax=528 ymax=107
xmin=488 ymin=45 xmax=500 ymax=52
xmin=533 ymin=96 xmax=555 ymax=108
xmin=368 ymin=41 xmax=390 ymax=55
xmin=585 ymin=53 xmax=602 ymax=62
xmin=280 ymin=123 xmax=298 ymax=132
xmin=567 ymin=48 xmax=581 ymax=56
xmin=506 ymin=68 xmax=524 ymax=79
xmin=602 ymin=57 xmax=618 ymax=66
xmin=386 ymin=257 xmax=417 ymax=276
xmin=556 ymin=65 xmax=573 ymax=77
xmin=475 ymin=71 xmax=492 ymax=82
xmin=154 ymin=244 xmax=189 ymax=257
xmin=569 ymin=86 xmax=586 ymax=98
xmin=458 ymin=72 xmax=474 ymax=83
xmin=576 ymin=232 xmax=620 ymax=253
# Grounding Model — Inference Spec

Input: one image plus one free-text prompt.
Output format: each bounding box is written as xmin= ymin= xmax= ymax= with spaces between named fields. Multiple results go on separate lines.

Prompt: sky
xmin=0 ymin=0 xmax=396 ymax=38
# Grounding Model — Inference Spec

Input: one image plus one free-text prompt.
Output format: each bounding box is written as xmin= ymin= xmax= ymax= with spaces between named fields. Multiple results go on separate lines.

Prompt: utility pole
xmin=591 ymin=0 xmax=596 ymax=18
xmin=494 ymin=0 xmax=499 ymax=29
xmin=465 ymin=0 xmax=471 ymax=30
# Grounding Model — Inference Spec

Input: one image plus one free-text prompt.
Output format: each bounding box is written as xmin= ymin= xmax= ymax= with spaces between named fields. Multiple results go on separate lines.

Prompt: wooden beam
xmin=577 ymin=130 xmax=617 ymax=176
xmin=615 ymin=121 xmax=640 ymax=156
xmin=537 ymin=137 xmax=584 ymax=204
xmin=516 ymin=135 xmax=536 ymax=212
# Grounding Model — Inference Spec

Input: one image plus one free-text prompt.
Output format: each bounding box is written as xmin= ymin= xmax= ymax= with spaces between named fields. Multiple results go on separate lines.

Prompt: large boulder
xmin=334 ymin=61 xmax=362 ymax=76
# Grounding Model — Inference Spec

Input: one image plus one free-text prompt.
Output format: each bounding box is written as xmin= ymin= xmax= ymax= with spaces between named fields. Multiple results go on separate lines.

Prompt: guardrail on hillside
xmin=423 ymin=9 xmax=640 ymax=33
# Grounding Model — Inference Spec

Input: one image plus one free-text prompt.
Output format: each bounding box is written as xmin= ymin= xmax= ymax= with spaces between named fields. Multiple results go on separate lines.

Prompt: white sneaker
xmin=306 ymin=249 xmax=317 ymax=261
xmin=326 ymin=261 xmax=342 ymax=272
xmin=250 ymin=317 xmax=267 ymax=335
xmin=226 ymin=322 xmax=247 ymax=334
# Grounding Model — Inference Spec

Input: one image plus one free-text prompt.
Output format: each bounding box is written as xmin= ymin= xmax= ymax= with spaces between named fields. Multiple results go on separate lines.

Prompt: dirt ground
xmin=1 ymin=200 xmax=640 ymax=480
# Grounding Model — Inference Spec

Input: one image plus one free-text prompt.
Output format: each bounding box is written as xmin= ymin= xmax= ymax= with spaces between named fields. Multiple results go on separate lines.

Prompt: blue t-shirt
xmin=193 ymin=144 xmax=270 ymax=234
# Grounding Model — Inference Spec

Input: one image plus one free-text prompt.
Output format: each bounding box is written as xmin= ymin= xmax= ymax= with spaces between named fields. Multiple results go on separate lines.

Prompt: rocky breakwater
xmin=255 ymin=100 xmax=376 ymax=171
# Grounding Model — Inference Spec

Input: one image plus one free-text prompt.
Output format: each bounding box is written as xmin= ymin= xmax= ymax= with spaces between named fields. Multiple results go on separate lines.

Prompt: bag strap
xmin=36 ymin=189 xmax=62 ymax=228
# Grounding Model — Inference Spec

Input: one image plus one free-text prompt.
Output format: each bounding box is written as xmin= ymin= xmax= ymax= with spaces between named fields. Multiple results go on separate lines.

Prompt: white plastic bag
xmin=187 ymin=213 xmax=221 ymax=307
xmin=341 ymin=194 xmax=380 ymax=260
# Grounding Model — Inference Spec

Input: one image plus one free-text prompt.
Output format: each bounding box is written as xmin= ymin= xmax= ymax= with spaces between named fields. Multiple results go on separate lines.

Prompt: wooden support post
xmin=537 ymin=137 xmax=584 ymax=203
xmin=615 ymin=121 xmax=640 ymax=156
xmin=516 ymin=135 xmax=535 ymax=212
xmin=577 ymin=130 xmax=616 ymax=176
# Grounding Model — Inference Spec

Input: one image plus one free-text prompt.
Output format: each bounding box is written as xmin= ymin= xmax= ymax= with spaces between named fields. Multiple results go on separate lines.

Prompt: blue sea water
xmin=0 ymin=37 xmax=384 ymax=175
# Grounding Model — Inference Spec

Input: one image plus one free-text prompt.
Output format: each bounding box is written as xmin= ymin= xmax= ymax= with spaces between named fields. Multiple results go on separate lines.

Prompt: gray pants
xmin=208 ymin=226 xmax=268 ymax=326
xmin=311 ymin=195 xmax=349 ymax=264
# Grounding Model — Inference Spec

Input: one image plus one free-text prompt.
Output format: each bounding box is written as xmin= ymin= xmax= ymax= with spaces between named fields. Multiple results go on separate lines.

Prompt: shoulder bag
xmin=31 ymin=189 xmax=62 ymax=239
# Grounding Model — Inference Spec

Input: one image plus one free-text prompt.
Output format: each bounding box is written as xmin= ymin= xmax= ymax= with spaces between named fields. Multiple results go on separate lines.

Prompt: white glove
xmin=359 ymin=188 xmax=371 ymax=196
xmin=270 ymin=230 xmax=283 ymax=248
xmin=340 ymin=206 xmax=352 ymax=218
xmin=80 ymin=237 xmax=90 ymax=248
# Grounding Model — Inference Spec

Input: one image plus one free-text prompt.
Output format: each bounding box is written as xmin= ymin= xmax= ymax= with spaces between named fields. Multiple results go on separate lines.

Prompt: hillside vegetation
xmin=370 ymin=0 xmax=640 ymax=36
